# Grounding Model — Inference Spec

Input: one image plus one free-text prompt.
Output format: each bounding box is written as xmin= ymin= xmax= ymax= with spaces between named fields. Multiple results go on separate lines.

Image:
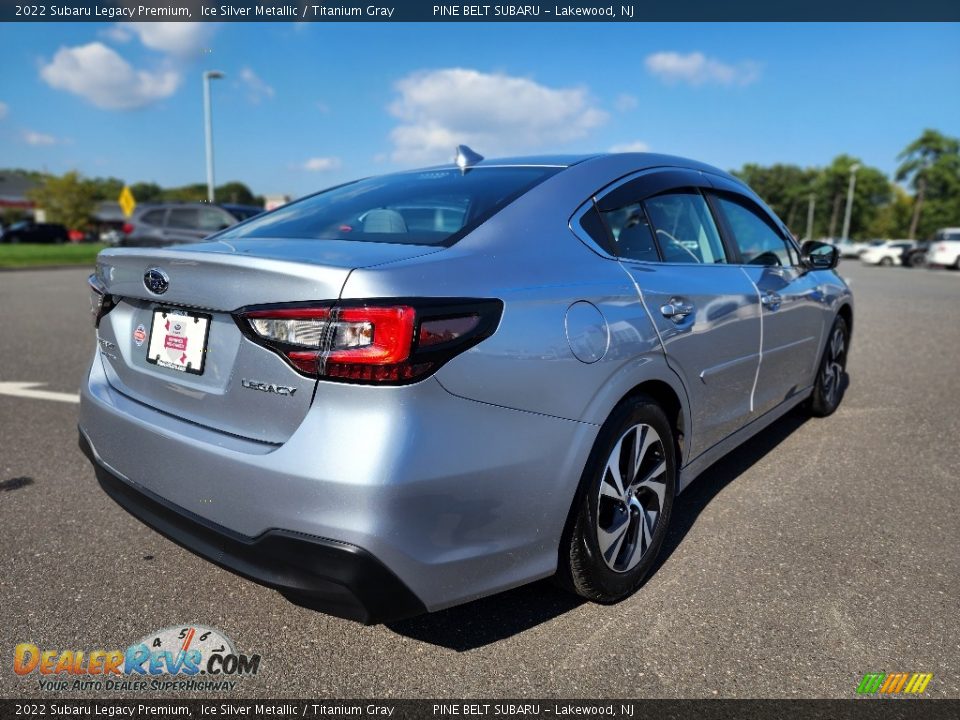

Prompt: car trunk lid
xmin=93 ymin=239 xmax=441 ymax=443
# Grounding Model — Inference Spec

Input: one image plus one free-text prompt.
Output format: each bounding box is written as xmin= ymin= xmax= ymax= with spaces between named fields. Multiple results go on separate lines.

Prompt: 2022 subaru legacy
xmin=79 ymin=150 xmax=852 ymax=623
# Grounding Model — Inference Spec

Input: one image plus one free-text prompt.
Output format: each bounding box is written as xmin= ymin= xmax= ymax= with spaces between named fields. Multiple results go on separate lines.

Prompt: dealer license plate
xmin=146 ymin=308 xmax=211 ymax=375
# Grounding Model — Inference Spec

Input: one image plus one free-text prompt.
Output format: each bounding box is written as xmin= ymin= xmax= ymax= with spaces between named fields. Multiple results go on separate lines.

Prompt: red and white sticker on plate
xmin=146 ymin=309 xmax=211 ymax=375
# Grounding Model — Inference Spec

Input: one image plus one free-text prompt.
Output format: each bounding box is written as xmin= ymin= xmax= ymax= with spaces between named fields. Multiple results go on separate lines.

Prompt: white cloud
xmin=613 ymin=93 xmax=638 ymax=112
xmin=22 ymin=130 xmax=57 ymax=146
xmin=239 ymin=67 xmax=275 ymax=103
xmin=100 ymin=25 xmax=132 ymax=43
xmin=40 ymin=42 xmax=179 ymax=110
xmin=303 ymin=157 xmax=341 ymax=172
xmin=0 ymin=101 xmax=8 ymax=119
xmin=388 ymin=68 xmax=608 ymax=165
xmin=644 ymin=51 xmax=761 ymax=86
xmin=609 ymin=141 xmax=650 ymax=153
xmin=125 ymin=22 xmax=212 ymax=57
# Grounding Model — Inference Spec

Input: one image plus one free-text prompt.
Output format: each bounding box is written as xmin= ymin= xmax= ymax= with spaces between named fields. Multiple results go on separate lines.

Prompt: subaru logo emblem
xmin=143 ymin=268 xmax=169 ymax=295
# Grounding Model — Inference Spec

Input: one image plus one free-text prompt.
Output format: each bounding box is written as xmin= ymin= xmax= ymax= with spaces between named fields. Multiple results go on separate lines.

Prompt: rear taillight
xmin=121 ymin=223 xmax=134 ymax=235
xmin=236 ymin=299 xmax=502 ymax=385
xmin=88 ymin=274 xmax=117 ymax=328
xmin=936 ymin=244 xmax=947 ymax=252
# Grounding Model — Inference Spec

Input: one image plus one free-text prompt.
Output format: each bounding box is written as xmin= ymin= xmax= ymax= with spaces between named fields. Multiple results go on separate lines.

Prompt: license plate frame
xmin=145 ymin=307 xmax=212 ymax=376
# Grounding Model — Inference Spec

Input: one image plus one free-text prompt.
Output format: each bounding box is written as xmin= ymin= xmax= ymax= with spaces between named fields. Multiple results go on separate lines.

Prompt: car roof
xmin=410 ymin=152 xmax=741 ymax=184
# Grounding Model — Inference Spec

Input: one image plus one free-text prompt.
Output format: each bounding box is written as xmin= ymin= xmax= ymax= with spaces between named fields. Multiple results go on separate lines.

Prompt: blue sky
xmin=0 ymin=21 xmax=958 ymax=198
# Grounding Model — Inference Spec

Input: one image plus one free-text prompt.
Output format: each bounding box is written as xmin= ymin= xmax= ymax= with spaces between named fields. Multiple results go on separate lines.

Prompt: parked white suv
xmin=860 ymin=240 xmax=915 ymax=266
xmin=925 ymin=228 xmax=960 ymax=269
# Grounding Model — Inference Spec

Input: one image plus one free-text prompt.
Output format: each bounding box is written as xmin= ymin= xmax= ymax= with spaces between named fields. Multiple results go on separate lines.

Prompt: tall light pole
xmin=805 ymin=192 xmax=816 ymax=242
xmin=840 ymin=163 xmax=860 ymax=241
xmin=203 ymin=70 xmax=225 ymax=204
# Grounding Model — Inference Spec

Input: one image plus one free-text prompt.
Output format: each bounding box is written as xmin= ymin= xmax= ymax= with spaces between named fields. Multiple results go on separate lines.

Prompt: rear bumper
xmin=79 ymin=430 xmax=426 ymax=624
xmin=78 ymin=348 xmax=597 ymax=615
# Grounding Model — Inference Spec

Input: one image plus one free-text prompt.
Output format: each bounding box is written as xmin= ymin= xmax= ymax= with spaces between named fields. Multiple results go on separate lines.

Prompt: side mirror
xmin=800 ymin=240 xmax=839 ymax=270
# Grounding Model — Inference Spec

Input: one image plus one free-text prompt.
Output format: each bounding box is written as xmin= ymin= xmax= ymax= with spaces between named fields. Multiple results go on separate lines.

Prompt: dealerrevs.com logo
xmin=14 ymin=625 xmax=261 ymax=693
xmin=856 ymin=672 xmax=933 ymax=696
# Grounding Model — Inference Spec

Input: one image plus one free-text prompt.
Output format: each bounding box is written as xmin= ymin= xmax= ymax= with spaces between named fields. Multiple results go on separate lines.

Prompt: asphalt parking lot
xmin=1 ymin=261 xmax=958 ymax=700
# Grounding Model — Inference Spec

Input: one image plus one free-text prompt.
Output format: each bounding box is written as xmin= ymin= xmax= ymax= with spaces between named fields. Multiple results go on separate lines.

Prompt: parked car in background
xmin=831 ymin=239 xmax=863 ymax=258
xmin=925 ymin=227 xmax=960 ymax=269
xmin=80 ymin=150 xmax=852 ymax=623
xmin=902 ymin=242 xmax=930 ymax=268
xmin=860 ymin=240 xmax=915 ymax=266
xmin=119 ymin=203 xmax=263 ymax=247
xmin=0 ymin=221 xmax=69 ymax=244
xmin=100 ymin=229 xmax=123 ymax=245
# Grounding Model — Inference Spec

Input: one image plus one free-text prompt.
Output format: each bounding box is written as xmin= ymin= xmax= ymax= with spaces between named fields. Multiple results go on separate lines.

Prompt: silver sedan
xmin=79 ymin=149 xmax=852 ymax=623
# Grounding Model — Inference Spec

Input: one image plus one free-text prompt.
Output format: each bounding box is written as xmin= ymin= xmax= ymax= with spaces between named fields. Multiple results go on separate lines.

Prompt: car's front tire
xmin=559 ymin=396 xmax=676 ymax=603
xmin=880 ymin=257 xmax=894 ymax=266
xmin=810 ymin=315 xmax=849 ymax=417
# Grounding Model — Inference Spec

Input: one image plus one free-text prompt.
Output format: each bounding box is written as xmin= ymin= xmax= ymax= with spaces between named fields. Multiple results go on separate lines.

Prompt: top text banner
xmin=4 ymin=1 xmax=960 ymax=21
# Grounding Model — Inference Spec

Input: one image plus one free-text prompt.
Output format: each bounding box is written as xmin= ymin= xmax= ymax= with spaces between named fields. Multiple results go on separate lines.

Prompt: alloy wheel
xmin=821 ymin=325 xmax=846 ymax=407
xmin=596 ymin=423 xmax=667 ymax=573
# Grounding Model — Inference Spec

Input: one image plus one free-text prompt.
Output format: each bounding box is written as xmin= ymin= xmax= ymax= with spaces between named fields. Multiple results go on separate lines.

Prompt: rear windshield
xmin=218 ymin=166 xmax=562 ymax=246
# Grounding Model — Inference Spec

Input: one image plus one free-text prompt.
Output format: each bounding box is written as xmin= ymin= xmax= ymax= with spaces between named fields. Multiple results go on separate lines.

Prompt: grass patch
xmin=0 ymin=243 xmax=106 ymax=269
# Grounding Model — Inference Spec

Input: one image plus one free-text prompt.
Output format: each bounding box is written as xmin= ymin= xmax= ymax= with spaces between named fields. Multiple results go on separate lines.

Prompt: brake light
xmin=122 ymin=223 xmax=134 ymax=235
xmin=88 ymin=274 xmax=117 ymax=328
xmin=936 ymin=244 xmax=947 ymax=252
xmin=237 ymin=300 xmax=502 ymax=385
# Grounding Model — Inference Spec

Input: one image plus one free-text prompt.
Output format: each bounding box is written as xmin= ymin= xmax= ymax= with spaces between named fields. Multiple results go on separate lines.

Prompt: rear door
xmin=707 ymin=185 xmax=827 ymax=416
xmin=592 ymin=170 xmax=762 ymax=460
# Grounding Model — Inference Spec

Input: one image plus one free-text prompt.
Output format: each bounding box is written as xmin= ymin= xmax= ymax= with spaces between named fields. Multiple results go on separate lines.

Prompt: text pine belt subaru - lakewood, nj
xmin=79 ymin=150 xmax=852 ymax=623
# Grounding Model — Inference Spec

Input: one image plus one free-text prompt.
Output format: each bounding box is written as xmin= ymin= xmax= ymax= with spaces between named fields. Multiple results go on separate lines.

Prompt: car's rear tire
xmin=810 ymin=316 xmax=849 ymax=417
xmin=558 ymin=396 xmax=676 ymax=603
xmin=880 ymin=257 xmax=893 ymax=266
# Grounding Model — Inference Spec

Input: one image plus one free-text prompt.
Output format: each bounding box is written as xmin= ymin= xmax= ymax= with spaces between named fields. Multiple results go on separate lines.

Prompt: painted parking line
xmin=0 ymin=382 xmax=79 ymax=404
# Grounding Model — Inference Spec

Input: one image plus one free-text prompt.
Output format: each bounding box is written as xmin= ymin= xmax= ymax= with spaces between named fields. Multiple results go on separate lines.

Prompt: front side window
xmin=714 ymin=195 xmax=795 ymax=266
xmin=643 ymin=192 xmax=727 ymax=264
xmin=218 ymin=166 xmax=562 ymax=246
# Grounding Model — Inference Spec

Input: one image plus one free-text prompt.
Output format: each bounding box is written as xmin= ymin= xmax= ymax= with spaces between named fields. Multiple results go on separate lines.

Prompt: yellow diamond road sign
xmin=118 ymin=186 xmax=136 ymax=218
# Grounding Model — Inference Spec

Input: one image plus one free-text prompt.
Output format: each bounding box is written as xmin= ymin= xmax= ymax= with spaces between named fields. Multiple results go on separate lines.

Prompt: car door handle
xmin=660 ymin=299 xmax=694 ymax=322
xmin=761 ymin=291 xmax=782 ymax=310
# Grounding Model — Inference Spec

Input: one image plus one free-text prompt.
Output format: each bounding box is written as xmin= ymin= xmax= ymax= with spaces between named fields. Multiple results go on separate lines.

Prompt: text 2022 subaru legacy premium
xmin=79 ymin=150 xmax=852 ymax=623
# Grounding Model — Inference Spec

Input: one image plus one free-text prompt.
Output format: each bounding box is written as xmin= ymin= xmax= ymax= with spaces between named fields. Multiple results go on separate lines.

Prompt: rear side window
xmin=197 ymin=207 xmax=233 ymax=231
xmin=601 ymin=203 xmax=660 ymax=263
xmin=219 ymin=166 xmax=562 ymax=246
xmin=713 ymin=195 xmax=795 ymax=266
xmin=643 ymin=192 xmax=727 ymax=264
xmin=167 ymin=209 xmax=199 ymax=229
xmin=141 ymin=210 xmax=166 ymax=226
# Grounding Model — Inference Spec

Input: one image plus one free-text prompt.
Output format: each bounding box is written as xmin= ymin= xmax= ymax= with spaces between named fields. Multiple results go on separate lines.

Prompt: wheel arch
xmin=555 ymin=375 xmax=687 ymax=591
xmin=837 ymin=302 xmax=853 ymax=339
xmin=617 ymin=379 xmax=686 ymax=472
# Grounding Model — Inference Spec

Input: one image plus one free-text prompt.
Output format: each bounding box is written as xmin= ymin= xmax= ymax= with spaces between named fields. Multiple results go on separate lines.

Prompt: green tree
xmin=216 ymin=182 xmax=257 ymax=205
xmin=732 ymin=163 xmax=818 ymax=234
xmin=129 ymin=182 xmax=164 ymax=203
xmin=814 ymin=156 xmax=891 ymax=240
xmin=87 ymin=176 xmax=125 ymax=202
xmin=26 ymin=171 xmax=97 ymax=231
xmin=896 ymin=129 xmax=960 ymax=239
xmin=865 ymin=185 xmax=914 ymax=239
